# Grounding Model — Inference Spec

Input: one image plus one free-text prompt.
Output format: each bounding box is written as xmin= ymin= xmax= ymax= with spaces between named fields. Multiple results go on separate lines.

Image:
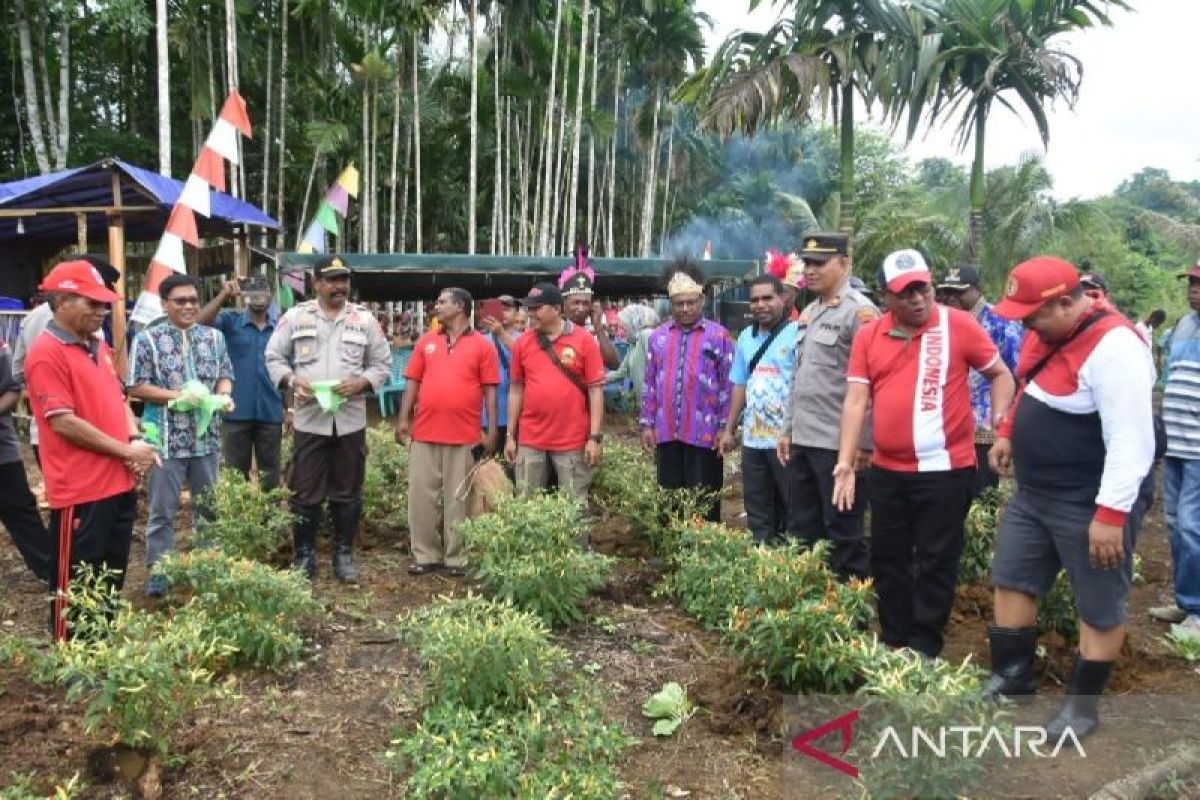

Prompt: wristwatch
xmin=589 ymin=433 xmax=604 ymax=444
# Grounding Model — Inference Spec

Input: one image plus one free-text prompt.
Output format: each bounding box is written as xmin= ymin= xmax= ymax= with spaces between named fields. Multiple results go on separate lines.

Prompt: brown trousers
xmin=408 ymin=441 xmax=475 ymax=568
xmin=514 ymin=445 xmax=593 ymax=502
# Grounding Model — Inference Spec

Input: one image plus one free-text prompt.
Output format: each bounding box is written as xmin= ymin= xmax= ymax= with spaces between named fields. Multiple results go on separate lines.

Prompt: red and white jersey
xmin=848 ymin=304 xmax=1000 ymax=472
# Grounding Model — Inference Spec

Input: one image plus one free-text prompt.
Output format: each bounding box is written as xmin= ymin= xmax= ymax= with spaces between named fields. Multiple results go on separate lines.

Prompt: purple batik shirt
xmin=640 ymin=318 xmax=734 ymax=448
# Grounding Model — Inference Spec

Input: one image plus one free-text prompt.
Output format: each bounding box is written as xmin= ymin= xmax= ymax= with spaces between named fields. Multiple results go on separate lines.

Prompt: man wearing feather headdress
xmin=559 ymin=244 xmax=621 ymax=369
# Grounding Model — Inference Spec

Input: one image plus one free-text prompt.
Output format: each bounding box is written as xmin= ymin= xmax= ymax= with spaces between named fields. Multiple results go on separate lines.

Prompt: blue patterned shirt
xmin=129 ymin=323 xmax=234 ymax=459
xmin=970 ymin=300 xmax=1024 ymax=430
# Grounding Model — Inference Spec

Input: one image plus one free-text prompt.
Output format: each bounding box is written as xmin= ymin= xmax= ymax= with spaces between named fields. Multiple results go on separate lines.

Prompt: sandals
xmin=443 ymin=565 xmax=468 ymax=577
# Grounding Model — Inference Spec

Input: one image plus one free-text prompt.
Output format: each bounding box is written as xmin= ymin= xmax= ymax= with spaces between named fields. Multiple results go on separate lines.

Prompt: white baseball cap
xmin=879 ymin=249 xmax=933 ymax=293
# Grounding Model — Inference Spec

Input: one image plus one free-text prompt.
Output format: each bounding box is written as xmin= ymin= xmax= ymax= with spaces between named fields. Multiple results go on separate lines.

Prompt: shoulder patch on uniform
xmin=857 ymin=306 xmax=880 ymax=324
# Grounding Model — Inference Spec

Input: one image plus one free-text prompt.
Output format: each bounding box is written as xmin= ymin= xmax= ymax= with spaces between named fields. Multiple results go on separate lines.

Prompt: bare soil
xmin=2 ymin=444 xmax=1197 ymax=799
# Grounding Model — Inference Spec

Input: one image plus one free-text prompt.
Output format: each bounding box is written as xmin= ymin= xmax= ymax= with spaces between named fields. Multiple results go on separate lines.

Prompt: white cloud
xmin=696 ymin=0 xmax=1200 ymax=198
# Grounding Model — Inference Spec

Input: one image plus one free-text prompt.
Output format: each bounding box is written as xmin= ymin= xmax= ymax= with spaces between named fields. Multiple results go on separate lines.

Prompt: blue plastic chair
xmin=378 ymin=345 xmax=413 ymax=417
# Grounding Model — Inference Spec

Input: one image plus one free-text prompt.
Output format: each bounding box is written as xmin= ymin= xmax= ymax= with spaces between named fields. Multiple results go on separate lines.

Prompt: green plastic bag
xmin=310 ymin=380 xmax=346 ymax=414
xmin=167 ymin=380 xmax=231 ymax=438
xmin=142 ymin=422 xmax=161 ymax=447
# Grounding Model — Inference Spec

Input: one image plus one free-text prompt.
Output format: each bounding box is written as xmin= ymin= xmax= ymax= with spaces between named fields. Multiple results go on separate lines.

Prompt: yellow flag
xmin=336 ymin=164 xmax=360 ymax=198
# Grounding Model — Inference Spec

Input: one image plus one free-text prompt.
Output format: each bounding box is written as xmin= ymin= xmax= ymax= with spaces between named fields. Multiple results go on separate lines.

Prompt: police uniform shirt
xmin=782 ymin=281 xmax=879 ymax=451
xmin=265 ymin=300 xmax=392 ymax=436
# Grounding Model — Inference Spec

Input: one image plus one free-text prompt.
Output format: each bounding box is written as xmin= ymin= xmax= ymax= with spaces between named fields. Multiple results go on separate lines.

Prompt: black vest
xmin=1011 ymin=393 xmax=1105 ymax=503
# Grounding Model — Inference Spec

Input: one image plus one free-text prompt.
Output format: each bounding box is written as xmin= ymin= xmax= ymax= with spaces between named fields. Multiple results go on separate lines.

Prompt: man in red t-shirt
xmin=396 ymin=287 xmax=499 ymax=576
xmin=833 ymin=250 xmax=1015 ymax=657
xmin=504 ymin=282 xmax=605 ymax=501
xmin=24 ymin=260 xmax=159 ymax=640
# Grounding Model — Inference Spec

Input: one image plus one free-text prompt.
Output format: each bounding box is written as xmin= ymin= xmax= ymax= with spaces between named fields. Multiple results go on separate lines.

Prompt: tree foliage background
xmin=0 ymin=0 xmax=1196 ymax=320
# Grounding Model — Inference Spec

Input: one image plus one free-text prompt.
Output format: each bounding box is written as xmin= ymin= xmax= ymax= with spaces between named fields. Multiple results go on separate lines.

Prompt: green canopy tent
xmin=277 ymin=252 xmax=760 ymax=300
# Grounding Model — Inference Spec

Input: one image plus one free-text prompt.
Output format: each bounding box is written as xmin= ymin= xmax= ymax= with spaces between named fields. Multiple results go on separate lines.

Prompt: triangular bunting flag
xmin=314 ymin=203 xmax=340 ymax=236
xmin=133 ymin=90 xmax=251 ymax=328
xmin=205 ymin=117 xmax=241 ymax=164
xmin=166 ymin=205 xmax=199 ymax=247
xmin=326 ymin=184 xmax=350 ymax=216
xmin=218 ymin=90 xmax=252 ymax=138
xmin=151 ymin=232 xmax=186 ymax=273
xmin=283 ymin=268 xmax=307 ymax=295
xmin=296 ymin=164 xmax=356 ymax=253
xmin=130 ymin=292 xmax=164 ymax=326
xmin=277 ymin=279 xmax=295 ymax=311
xmin=336 ymin=165 xmax=360 ymax=197
xmin=194 ymin=147 xmax=226 ymax=192
xmin=179 ymin=174 xmax=211 ymax=217
xmin=302 ymin=221 xmax=327 ymax=252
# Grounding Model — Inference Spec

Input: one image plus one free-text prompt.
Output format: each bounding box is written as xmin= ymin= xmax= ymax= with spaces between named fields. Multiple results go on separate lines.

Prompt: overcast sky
xmin=695 ymin=0 xmax=1200 ymax=199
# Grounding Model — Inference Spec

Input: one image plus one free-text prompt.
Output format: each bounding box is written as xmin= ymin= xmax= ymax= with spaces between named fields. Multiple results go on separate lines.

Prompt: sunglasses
xmin=168 ymin=297 xmax=200 ymax=306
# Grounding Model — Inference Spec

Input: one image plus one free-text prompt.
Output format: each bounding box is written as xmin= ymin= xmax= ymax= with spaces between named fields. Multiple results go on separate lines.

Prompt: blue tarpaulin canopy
xmin=0 ymin=158 xmax=280 ymax=245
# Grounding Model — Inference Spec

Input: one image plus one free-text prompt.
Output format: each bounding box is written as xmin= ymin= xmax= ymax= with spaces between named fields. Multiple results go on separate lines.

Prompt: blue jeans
xmin=1163 ymin=456 xmax=1200 ymax=614
xmin=145 ymin=452 xmax=221 ymax=567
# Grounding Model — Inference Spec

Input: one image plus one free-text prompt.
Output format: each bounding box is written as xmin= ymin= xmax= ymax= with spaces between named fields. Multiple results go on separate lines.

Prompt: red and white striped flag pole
xmin=130 ymin=91 xmax=252 ymax=324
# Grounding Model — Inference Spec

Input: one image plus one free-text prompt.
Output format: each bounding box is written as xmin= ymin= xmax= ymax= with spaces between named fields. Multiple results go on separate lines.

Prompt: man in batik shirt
xmin=640 ymin=259 xmax=734 ymax=522
xmin=938 ymin=264 xmax=1024 ymax=496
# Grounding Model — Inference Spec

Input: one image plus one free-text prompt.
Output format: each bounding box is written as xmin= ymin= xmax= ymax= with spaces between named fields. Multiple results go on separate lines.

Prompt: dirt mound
xmin=590 ymin=514 xmax=653 ymax=559
xmin=691 ymin=656 xmax=783 ymax=737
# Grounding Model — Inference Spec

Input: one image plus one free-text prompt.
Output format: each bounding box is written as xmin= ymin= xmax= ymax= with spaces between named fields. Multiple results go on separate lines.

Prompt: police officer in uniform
xmin=266 ymin=256 xmax=391 ymax=582
xmin=778 ymin=233 xmax=878 ymax=580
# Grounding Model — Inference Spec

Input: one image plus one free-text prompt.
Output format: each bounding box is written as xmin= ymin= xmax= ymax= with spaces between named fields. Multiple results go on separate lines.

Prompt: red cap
xmin=39 ymin=260 xmax=121 ymax=304
xmin=992 ymin=256 xmax=1079 ymax=320
xmin=1181 ymin=261 xmax=1200 ymax=280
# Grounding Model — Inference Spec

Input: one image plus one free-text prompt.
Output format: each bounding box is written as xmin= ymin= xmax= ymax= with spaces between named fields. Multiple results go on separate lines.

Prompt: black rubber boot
xmin=983 ymin=625 xmax=1039 ymax=702
xmin=1045 ymin=658 xmax=1114 ymax=741
xmin=330 ymin=501 xmax=361 ymax=584
xmin=291 ymin=505 xmax=321 ymax=580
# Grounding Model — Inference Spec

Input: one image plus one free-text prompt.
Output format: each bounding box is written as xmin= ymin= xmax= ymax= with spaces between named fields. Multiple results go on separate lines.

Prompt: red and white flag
xmin=130 ymin=91 xmax=252 ymax=324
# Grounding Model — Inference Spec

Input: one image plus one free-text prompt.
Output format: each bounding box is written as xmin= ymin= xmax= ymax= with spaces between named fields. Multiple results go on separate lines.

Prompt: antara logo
xmin=791 ymin=710 xmax=860 ymax=778
xmin=792 ymin=709 xmax=1087 ymax=778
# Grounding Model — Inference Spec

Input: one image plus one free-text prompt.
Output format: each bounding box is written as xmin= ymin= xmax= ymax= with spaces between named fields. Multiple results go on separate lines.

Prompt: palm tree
xmin=903 ymin=0 xmax=1126 ymax=266
xmin=156 ymin=0 xmax=171 ymax=176
xmin=275 ymin=0 xmax=290 ymax=249
xmin=626 ymin=0 xmax=707 ymax=256
xmin=467 ymin=0 xmax=479 ymax=253
xmin=679 ymin=0 xmax=888 ymax=235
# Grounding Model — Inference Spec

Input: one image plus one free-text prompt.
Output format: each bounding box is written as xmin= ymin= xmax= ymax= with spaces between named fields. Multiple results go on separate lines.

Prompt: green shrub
xmin=667 ymin=529 xmax=876 ymax=692
xmin=960 ymin=484 xmax=1012 ymax=584
xmin=1037 ymin=570 xmax=1080 ymax=643
xmin=0 ymin=772 xmax=84 ymax=800
xmin=852 ymin=638 xmax=1000 ymax=799
xmin=154 ymin=550 xmax=321 ymax=669
xmin=199 ymin=468 xmax=294 ymax=562
xmin=386 ymin=689 xmax=634 ymax=800
xmin=724 ymin=547 xmax=875 ymax=692
xmin=592 ymin=442 xmax=715 ymax=554
xmin=363 ymin=424 xmax=410 ymax=528
xmin=591 ymin=441 xmax=658 ymax=520
xmin=399 ymin=594 xmax=568 ymax=712
xmin=0 ymin=633 xmax=51 ymax=678
xmin=459 ymin=494 xmax=612 ymax=627
xmin=662 ymin=523 xmax=756 ymax=627
xmin=49 ymin=568 xmax=235 ymax=757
